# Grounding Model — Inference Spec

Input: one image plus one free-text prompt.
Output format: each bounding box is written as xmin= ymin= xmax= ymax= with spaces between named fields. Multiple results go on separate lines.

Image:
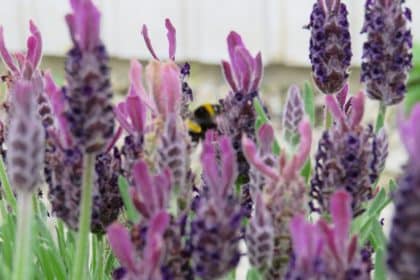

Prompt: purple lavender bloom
xmin=310 ymin=87 xmax=388 ymax=216
xmin=283 ymin=85 xmax=304 ymax=144
xmin=243 ymin=120 xmax=312 ymax=278
xmin=44 ymin=75 xmax=123 ymax=234
xmin=115 ymin=60 xmax=149 ymax=182
xmin=6 ymin=80 xmax=44 ymax=193
xmin=286 ymin=190 xmax=371 ymax=279
xmin=129 ymin=161 xmax=193 ymax=279
xmin=218 ymin=31 xmax=263 ymax=180
xmin=64 ymin=0 xmax=114 ymax=153
xmin=361 ymin=0 xmax=413 ymax=105
xmin=141 ymin=20 xmax=193 ymax=202
xmin=107 ymin=211 xmax=170 ymax=280
xmin=388 ymin=104 xmax=420 ymax=278
xmin=308 ymin=0 xmax=352 ymax=94
xmin=245 ymin=192 xmax=274 ymax=272
xmin=190 ymin=132 xmax=242 ymax=279
xmin=0 ymin=21 xmax=53 ymax=128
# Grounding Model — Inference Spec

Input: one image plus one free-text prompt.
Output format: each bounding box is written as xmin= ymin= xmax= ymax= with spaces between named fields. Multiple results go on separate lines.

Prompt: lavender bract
xmin=361 ymin=0 xmax=413 ymax=105
xmin=308 ymin=0 xmax=352 ymax=94
xmin=310 ymin=87 xmax=388 ymax=216
xmin=286 ymin=190 xmax=371 ymax=279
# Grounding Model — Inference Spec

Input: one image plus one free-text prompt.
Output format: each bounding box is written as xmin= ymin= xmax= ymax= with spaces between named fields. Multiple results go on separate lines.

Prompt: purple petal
xmin=242 ymin=135 xmax=278 ymax=180
xmin=126 ymin=93 xmax=146 ymax=134
xmin=107 ymin=223 xmax=137 ymax=273
xmin=219 ymin=136 xmax=237 ymax=196
xmin=132 ymin=160 xmax=156 ymax=214
xmin=114 ymin=102 xmax=133 ymax=134
xmin=294 ymin=119 xmax=312 ymax=169
xmin=235 ymin=46 xmax=254 ymax=93
xmin=257 ymin=123 xmax=275 ymax=153
xmin=336 ymin=83 xmax=349 ymax=109
xmin=325 ymin=95 xmax=346 ymax=126
xmin=29 ymin=20 xmax=42 ymax=67
xmin=161 ymin=63 xmax=181 ymax=115
xmin=201 ymin=131 xmax=221 ymax=193
xmin=330 ymin=190 xmax=352 ymax=253
xmin=165 ymin=18 xmax=176 ymax=60
xmin=349 ymin=91 xmax=364 ymax=128
xmin=141 ymin=24 xmax=159 ymax=60
xmin=250 ymin=52 xmax=263 ymax=92
xmin=0 ymin=26 xmax=17 ymax=72
xmin=221 ymin=60 xmax=239 ymax=92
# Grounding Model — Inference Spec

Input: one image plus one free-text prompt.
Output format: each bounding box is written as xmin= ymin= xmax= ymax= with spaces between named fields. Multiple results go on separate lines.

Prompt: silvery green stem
xmin=71 ymin=153 xmax=95 ymax=280
xmin=12 ymin=191 xmax=33 ymax=280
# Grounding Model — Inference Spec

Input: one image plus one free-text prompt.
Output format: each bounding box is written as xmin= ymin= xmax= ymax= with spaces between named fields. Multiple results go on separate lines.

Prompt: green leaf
xmin=246 ymin=268 xmax=263 ymax=280
xmin=253 ymin=99 xmax=281 ymax=155
xmin=300 ymin=160 xmax=312 ymax=184
xmin=303 ymin=82 xmax=316 ymax=126
xmin=118 ymin=176 xmax=140 ymax=223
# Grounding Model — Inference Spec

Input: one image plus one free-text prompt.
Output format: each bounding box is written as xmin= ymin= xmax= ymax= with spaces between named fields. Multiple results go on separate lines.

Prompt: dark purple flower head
xmin=6 ymin=80 xmax=44 ymax=193
xmin=308 ymin=0 xmax=352 ymax=94
xmin=361 ymin=0 xmax=413 ymax=105
xmin=107 ymin=211 xmax=170 ymax=280
xmin=388 ymin=104 xmax=420 ymax=278
xmin=286 ymin=190 xmax=370 ymax=279
xmin=222 ymin=31 xmax=263 ymax=95
xmin=310 ymin=88 xmax=388 ymax=216
xmin=64 ymin=0 xmax=114 ymax=154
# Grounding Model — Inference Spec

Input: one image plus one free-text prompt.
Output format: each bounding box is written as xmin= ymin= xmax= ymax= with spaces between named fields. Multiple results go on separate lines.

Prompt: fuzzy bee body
xmin=187 ymin=103 xmax=220 ymax=142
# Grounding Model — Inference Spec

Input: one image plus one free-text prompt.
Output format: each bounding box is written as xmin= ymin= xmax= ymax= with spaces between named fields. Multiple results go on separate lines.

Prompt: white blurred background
xmin=0 ymin=0 xmax=419 ymax=65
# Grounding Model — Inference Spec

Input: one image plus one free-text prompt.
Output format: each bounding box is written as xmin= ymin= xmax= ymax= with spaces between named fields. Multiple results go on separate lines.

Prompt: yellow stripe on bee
xmin=186 ymin=119 xmax=202 ymax=133
xmin=203 ymin=103 xmax=215 ymax=117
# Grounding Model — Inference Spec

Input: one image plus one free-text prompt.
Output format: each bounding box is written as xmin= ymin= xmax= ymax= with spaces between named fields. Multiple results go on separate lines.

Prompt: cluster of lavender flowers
xmin=0 ymin=0 xmax=417 ymax=279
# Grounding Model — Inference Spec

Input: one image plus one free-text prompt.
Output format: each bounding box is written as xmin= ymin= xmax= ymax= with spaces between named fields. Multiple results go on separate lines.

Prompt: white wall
xmin=0 ymin=0 xmax=419 ymax=66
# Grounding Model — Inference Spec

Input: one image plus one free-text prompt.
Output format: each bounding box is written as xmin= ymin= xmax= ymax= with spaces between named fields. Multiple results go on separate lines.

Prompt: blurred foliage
xmin=405 ymin=43 xmax=420 ymax=113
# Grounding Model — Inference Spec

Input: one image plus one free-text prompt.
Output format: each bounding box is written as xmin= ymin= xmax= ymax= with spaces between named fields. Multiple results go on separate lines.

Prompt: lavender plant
xmin=0 ymin=0 xmax=417 ymax=279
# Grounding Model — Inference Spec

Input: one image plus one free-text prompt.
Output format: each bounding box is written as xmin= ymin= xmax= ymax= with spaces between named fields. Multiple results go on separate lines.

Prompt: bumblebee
xmin=187 ymin=103 xmax=220 ymax=142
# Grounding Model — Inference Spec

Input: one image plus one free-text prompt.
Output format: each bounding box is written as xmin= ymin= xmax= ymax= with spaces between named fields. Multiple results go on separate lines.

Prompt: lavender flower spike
xmin=107 ymin=211 xmax=170 ymax=280
xmin=308 ymin=0 xmax=352 ymax=94
xmin=361 ymin=0 xmax=413 ymax=105
xmin=6 ymin=80 xmax=44 ymax=192
xmin=190 ymin=132 xmax=242 ymax=279
xmin=388 ymin=104 xmax=420 ymax=279
xmin=286 ymin=190 xmax=370 ymax=279
xmin=218 ymin=31 xmax=263 ymax=181
xmin=242 ymin=119 xmax=312 ymax=278
xmin=282 ymin=85 xmax=304 ymax=144
xmin=64 ymin=0 xmax=114 ymax=154
xmin=310 ymin=89 xmax=388 ymax=216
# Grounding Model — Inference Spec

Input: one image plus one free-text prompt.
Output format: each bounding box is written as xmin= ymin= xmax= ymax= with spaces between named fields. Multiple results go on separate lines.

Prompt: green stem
xmin=375 ymin=101 xmax=387 ymax=133
xmin=71 ymin=153 xmax=95 ymax=280
xmin=0 ymin=157 xmax=16 ymax=211
xmin=97 ymin=235 xmax=105 ymax=280
xmin=325 ymin=109 xmax=332 ymax=129
xmin=12 ymin=191 xmax=33 ymax=280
